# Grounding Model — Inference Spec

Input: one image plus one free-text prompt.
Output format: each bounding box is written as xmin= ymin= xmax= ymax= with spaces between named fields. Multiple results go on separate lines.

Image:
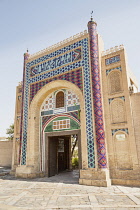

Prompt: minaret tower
xmin=80 ymin=15 xmax=111 ymax=186
xmin=88 ymin=14 xmax=107 ymax=168
xmin=19 ymin=50 xmax=30 ymax=164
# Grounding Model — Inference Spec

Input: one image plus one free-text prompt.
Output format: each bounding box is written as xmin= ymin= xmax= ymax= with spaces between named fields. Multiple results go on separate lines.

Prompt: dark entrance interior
xmin=48 ymin=136 xmax=70 ymax=177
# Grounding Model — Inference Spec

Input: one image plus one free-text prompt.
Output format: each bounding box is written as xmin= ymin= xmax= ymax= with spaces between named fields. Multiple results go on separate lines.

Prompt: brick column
xmin=88 ymin=19 xmax=107 ymax=168
xmin=19 ymin=51 xmax=29 ymax=164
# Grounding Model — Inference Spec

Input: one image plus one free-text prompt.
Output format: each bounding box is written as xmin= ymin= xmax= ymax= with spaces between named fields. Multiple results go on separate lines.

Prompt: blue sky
xmin=0 ymin=0 xmax=140 ymax=136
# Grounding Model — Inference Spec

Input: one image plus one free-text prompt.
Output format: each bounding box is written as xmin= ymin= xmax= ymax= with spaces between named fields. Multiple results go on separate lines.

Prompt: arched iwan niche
xmin=26 ymin=80 xmax=88 ymax=175
xmin=108 ymin=71 xmax=123 ymax=94
xmin=40 ymin=88 xmax=81 ymax=172
xmin=110 ymin=99 xmax=126 ymax=124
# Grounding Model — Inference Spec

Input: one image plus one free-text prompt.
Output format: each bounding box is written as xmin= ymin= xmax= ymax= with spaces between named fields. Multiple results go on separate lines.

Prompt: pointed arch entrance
xmin=16 ymin=80 xmax=88 ymax=178
xmin=40 ymin=87 xmax=81 ymax=177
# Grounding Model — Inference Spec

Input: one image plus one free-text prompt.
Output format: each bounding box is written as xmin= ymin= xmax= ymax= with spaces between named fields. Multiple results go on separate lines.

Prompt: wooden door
xmin=48 ymin=137 xmax=57 ymax=177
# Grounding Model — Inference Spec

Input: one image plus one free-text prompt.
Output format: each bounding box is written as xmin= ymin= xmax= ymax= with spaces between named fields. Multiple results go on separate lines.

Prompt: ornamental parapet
xmin=102 ymin=45 xmax=124 ymax=56
xmin=29 ymin=30 xmax=88 ymax=59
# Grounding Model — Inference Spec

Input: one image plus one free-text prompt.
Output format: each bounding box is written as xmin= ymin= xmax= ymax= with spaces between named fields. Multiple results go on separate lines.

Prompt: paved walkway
xmin=0 ymin=170 xmax=140 ymax=209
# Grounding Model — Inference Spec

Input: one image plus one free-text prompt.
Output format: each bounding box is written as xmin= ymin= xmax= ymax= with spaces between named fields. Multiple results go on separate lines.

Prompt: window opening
xmin=56 ymin=91 xmax=64 ymax=108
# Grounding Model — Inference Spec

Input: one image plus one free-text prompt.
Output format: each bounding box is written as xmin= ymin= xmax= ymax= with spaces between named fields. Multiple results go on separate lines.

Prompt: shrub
xmin=72 ymin=157 xmax=79 ymax=168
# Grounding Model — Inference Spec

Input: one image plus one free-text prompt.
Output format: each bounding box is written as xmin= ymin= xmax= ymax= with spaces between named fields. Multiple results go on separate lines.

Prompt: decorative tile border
xmin=30 ymin=69 xmax=83 ymax=103
xmin=42 ymin=111 xmax=80 ymax=128
xmin=30 ymin=47 xmax=82 ymax=77
xmin=26 ymin=42 xmax=84 ymax=68
xmin=112 ymin=128 xmax=129 ymax=136
xmin=19 ymin=52 xmax=30 ymax=165
xmin=41 ymin=110 xmax=53 ymax=116
xmin=67 ymin=105 xmax=80 ymax=112
xmin=88 ymin=20 xmax=107 ymax=168
xmin=42 ymin=116 xmax=52 ymax=128
xmin=108 ymin=96 xmax=125 ymax=104
xmin=20 ymin=37 xmax=95 ymax=167
xmin=106 ymin=66 xmax=122 ymax=75
xmin=105 ymin=55 xmax=120 ymax=65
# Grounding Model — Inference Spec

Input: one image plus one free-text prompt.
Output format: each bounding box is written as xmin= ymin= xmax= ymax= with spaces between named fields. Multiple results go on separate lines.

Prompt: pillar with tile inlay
xmin=19 ymin=50 xmax=30 ymax=165
xmin=88 ymin=18 xmax=107 ymax=168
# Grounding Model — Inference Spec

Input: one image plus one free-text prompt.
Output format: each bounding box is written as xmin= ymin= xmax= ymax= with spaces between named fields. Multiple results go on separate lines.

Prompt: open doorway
xmin=48 ymin=136 xmax=70 ymax=177
xmin=46 ymin=131 xmax=81 ymax=177
xmin=71 ymin=134 xmax=79 ymax=170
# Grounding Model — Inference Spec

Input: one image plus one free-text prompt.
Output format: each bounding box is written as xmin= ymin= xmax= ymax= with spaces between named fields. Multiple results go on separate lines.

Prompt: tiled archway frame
xmin=26 ymin=80 xmax=88 ymax=171
xmin=21 ymin=37 xmax=95 ymax=168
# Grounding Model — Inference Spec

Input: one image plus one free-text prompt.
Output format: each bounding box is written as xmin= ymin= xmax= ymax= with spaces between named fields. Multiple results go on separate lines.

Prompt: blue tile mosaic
xmin=21 ymin=37 xmax=95 ymax=168
xmin=67 ymin=105 xmax=80 ymax=112
xmin=105 ymin=55 xmax=120 ymax=65
xmin=88 ymin=20 xmax=106 ymax=168
xmin=106 ymin=66 xmax=122 ymax=75
xmin=41 ymin=110 xmax=53 ymax=116
xmin=30 ymin=48 xmax=82 ymax=77
xmin=108 ymin=96 xmax=125 ymax=104
xmin=112 ymin=128 xmax=128 ymax=135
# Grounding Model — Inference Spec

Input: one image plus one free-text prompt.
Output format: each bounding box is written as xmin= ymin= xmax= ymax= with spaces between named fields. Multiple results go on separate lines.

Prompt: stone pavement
xmin=0 ymin=170 xmax=140 ymax=209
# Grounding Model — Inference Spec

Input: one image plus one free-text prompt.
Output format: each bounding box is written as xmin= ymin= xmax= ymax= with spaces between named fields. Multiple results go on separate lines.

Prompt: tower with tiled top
xmin=19 ymin=50 xmax=30 ymax=165
xmin=88 ymin=17 xmax=107 ymax=168
xmin=79 ymin=17 xmax=110 ymax=187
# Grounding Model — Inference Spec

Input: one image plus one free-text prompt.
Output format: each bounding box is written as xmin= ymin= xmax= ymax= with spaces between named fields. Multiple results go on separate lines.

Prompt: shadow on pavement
xmin=0 ymin=168 xmax=79 ymax=185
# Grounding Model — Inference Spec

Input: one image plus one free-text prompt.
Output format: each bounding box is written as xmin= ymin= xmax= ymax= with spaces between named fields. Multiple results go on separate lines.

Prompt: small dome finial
xmin=24 ymin=48 xmax=30 ymax=60
xmin=91 ymin=11 xmax=93 ymax=21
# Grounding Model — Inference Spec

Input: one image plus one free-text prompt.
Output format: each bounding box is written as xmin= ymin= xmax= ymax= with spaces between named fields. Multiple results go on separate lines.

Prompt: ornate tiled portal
xmin=20 ymin=34 xmax=95 ymax=168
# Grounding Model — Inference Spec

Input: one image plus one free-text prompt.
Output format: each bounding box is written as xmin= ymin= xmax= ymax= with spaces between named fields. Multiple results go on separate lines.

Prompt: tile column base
xmin=79 ymin=168 xmax=111 ymax=187
xmin=15 ymin=165 xmax=45 ymax=178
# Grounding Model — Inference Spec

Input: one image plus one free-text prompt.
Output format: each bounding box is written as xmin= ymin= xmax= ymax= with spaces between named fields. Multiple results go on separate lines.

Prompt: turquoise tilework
xmin=21 ymin=38 xmax=95 ymax=167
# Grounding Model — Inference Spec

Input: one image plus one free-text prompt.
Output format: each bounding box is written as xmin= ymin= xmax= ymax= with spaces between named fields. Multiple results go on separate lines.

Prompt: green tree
xmin=6 ymin=124 xmax=14 ymax=140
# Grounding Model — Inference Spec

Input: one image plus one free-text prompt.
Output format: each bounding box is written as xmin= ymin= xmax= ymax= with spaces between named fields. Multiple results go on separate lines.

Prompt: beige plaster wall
xmin=12 ymin=84 xmax=22 ymax=171
xmin=131 ymin=93 xmax=140 ymax=165
xmin=101 ymin=48 xmax=139 ymax=181
xmin=0 ymin=141 xmax=13 ymax=167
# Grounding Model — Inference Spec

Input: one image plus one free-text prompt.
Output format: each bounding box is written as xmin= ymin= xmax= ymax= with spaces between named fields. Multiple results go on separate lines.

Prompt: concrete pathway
xmin=0 ymin=170 xmax=140 ymax=209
